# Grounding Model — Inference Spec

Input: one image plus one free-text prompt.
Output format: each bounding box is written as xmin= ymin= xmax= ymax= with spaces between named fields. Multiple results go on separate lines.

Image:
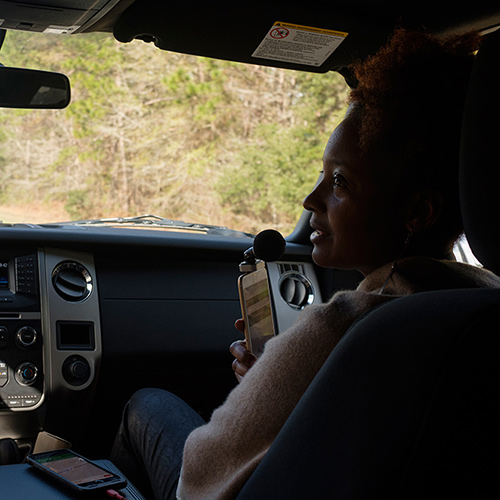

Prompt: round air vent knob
xmin=279 ymin=272 xmax=314 ymax=310
xmin=52 ymin=261 xmax=93 ymax=302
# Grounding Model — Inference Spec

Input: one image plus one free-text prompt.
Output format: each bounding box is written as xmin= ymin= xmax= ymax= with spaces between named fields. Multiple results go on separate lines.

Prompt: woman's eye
xmin=332 ymin=173 xmax=345 ymax=188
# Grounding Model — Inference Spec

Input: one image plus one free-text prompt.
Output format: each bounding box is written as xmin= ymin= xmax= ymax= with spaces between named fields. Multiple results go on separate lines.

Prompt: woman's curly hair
xmin=348 ymin=28 xmax=481 ymax=247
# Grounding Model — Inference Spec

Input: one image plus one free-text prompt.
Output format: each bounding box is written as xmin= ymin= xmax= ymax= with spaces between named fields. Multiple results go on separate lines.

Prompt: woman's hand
xmin=230 ymin=319 xmax=257 ymax=383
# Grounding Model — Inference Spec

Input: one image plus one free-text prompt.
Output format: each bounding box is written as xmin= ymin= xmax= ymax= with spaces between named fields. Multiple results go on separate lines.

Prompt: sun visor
xmin=113 ymin=1 xmax=392 ymax=73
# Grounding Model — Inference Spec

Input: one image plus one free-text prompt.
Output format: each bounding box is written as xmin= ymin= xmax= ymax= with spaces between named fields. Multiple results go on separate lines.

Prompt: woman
xmin=111 ymin=29 xmax=500 ymax=500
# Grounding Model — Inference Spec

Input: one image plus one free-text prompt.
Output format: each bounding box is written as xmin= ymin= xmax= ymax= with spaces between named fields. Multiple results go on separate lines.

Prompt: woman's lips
xmin=310 ymin=228 xmax=330 ymax=244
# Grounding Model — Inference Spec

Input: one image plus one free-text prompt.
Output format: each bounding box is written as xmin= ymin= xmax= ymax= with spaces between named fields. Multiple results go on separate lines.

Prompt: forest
xmin=0 ymin=30 xmax=349 ymax=234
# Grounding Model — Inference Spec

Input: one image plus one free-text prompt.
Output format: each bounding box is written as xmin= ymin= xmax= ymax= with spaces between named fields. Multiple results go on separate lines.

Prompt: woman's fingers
xmin=230 ymin=340 xmax=257 ymax=382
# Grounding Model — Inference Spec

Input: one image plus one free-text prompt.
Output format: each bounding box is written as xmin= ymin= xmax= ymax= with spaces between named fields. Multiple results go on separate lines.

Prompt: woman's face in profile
xmin=303 ymin=113 xmax=410 ymax=276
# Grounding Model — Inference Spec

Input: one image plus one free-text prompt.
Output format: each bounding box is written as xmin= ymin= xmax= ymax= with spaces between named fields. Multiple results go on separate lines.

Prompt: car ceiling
xmin=1 ymin=1 xmax=500 ymax=74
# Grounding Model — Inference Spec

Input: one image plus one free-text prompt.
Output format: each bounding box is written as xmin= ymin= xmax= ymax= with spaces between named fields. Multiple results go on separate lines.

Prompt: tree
xmin=0 ymin=30 xmax=349 ymax=233
xmin=217 ymin=70 xmax=348 ymax=232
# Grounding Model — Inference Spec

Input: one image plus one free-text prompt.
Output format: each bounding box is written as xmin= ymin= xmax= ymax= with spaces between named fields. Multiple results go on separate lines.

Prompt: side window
xmin=453 ymin=236 xmax=482 ymax=266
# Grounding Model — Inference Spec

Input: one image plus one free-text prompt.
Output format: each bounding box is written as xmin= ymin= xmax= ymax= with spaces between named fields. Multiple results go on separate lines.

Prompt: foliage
xmin=0 ymin=30 xmax=348 ymax=234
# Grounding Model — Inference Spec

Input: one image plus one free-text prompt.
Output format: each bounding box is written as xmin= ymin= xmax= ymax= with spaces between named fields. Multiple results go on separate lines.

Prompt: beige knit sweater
xmin=177 ymin=258 xmax=500 ymax=500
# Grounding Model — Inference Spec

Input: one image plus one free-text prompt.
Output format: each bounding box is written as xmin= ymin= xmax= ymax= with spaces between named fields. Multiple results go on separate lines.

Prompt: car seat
xmin=235 ymin=28 xmax=500 ymax=500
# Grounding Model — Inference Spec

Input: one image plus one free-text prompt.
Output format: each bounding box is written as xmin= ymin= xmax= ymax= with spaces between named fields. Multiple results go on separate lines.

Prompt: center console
xmin=0 ymin=248 xmax=102 ymax=445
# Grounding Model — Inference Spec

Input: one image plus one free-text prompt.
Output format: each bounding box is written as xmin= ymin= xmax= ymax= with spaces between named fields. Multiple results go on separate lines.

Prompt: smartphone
xmin=27 ymin=449 xmax=127 ymax=492
xmin=238 ymin=266 xmax=276 ymax=357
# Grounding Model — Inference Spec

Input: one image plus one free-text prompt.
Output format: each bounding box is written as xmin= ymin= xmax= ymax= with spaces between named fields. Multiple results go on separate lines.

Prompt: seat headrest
xmin=460 ymin=28 xmax=500 ymax=275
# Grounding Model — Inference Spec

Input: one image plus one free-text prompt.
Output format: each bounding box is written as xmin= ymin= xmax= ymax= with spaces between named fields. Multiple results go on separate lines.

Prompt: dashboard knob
xmin=15 ymin=362 xmax=38 ymax=386
xmin=15 ymin=326 xmax=38 ymax=349
xmin=62 ymin=355 xmax=91 ymax=386
xmin=69 ymin=360 xmax=89 ymax=379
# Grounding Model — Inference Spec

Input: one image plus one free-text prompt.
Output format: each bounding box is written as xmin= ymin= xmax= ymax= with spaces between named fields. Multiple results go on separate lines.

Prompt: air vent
xmin=52 ymin=261 xmax=93 ymax=302
xmin=278 ymin=264 xmax=314 ymax=310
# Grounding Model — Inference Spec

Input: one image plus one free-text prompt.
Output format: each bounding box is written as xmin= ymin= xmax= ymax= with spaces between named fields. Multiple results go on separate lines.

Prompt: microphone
xmin=241 ymin=229 xmax=286 ymax=271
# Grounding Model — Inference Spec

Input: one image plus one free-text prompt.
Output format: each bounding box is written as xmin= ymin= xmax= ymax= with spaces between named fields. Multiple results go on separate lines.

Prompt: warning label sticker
xmin=252 ymin=22 xmax=348 ymax=67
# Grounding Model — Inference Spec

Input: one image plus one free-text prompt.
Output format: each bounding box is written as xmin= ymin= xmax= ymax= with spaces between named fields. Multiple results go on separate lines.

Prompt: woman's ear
xmin=405 ymin=190 xmax=443 ymax=232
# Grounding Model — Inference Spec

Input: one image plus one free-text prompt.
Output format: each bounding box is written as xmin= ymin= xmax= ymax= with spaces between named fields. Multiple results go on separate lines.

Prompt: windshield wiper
xmin=47 ymin=214 xmax=253 ymax=237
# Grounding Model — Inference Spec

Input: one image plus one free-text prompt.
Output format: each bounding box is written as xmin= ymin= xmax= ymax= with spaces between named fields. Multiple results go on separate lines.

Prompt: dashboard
xmin=0 ymin=225 xmax=352 ymax=457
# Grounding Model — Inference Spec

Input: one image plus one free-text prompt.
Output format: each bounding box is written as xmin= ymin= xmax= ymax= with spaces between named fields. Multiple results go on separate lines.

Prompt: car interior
xmin=0 ymin=1 xmax=499 ymax=499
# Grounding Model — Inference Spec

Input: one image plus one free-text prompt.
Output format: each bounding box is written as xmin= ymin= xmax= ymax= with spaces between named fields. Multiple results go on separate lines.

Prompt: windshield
xmin=0 ymin=31 xmax=348 ymax=235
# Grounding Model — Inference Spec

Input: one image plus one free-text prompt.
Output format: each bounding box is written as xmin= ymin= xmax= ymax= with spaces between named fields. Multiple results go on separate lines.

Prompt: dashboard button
xmin=6 ymin=398 xmax=22 ymax=408
xmin=0 ymin=327 xmax=8 ymax=349
xmin=0 ymin=361 xmax=8 ymax=387
xmin=22 ymin=395 xmax=40 ymax=407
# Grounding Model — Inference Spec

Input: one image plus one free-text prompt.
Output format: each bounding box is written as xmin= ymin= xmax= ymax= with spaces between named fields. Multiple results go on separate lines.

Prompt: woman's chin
xmin=311 ymin=246 xmax=357 ymax=271
xmin=311 ymin=247 xmax=335 ymax=269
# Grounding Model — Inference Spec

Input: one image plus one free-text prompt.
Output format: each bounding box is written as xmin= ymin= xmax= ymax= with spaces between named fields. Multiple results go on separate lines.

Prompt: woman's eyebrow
xmin=324 ymin=157 xmax=349 ymax=170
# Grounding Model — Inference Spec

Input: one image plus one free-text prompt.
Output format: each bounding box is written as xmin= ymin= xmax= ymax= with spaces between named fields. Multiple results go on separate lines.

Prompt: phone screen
xmin=28 ymin=449 xmax=126 ymax=490
xmin=238 ymin=267 xmax=275 ymax=357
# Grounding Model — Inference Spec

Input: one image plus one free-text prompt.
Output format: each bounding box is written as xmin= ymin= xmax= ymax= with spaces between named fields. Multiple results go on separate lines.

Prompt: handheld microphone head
xmin=244 ymin=229 xmax=286 ymax=263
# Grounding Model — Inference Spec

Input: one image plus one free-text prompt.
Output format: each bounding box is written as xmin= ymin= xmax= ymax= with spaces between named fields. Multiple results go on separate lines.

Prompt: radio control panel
xmin=0 ymin=252 xmax=43 ymax=411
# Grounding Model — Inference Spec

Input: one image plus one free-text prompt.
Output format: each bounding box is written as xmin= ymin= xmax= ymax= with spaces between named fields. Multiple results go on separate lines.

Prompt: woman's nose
xmin=303 ymin=179 xmax=325 ymax=213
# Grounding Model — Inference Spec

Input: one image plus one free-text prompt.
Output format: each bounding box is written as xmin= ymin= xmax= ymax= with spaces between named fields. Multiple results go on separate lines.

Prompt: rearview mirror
xmin=0 ymin=66 xmax=70 ymax=109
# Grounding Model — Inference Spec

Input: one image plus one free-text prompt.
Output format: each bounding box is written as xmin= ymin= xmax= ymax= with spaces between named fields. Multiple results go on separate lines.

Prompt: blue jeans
xmin=111 ymin=388 xmax=205 ymax=500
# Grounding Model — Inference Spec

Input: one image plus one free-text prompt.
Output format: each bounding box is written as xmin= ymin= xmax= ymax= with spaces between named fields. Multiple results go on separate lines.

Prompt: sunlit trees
xmin=0 ymin=31 xmax=348 ymax=233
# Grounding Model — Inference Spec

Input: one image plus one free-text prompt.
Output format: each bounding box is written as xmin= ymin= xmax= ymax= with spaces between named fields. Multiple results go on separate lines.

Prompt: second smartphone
xmin=27 ymin=448 xmax=127 ymax=493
